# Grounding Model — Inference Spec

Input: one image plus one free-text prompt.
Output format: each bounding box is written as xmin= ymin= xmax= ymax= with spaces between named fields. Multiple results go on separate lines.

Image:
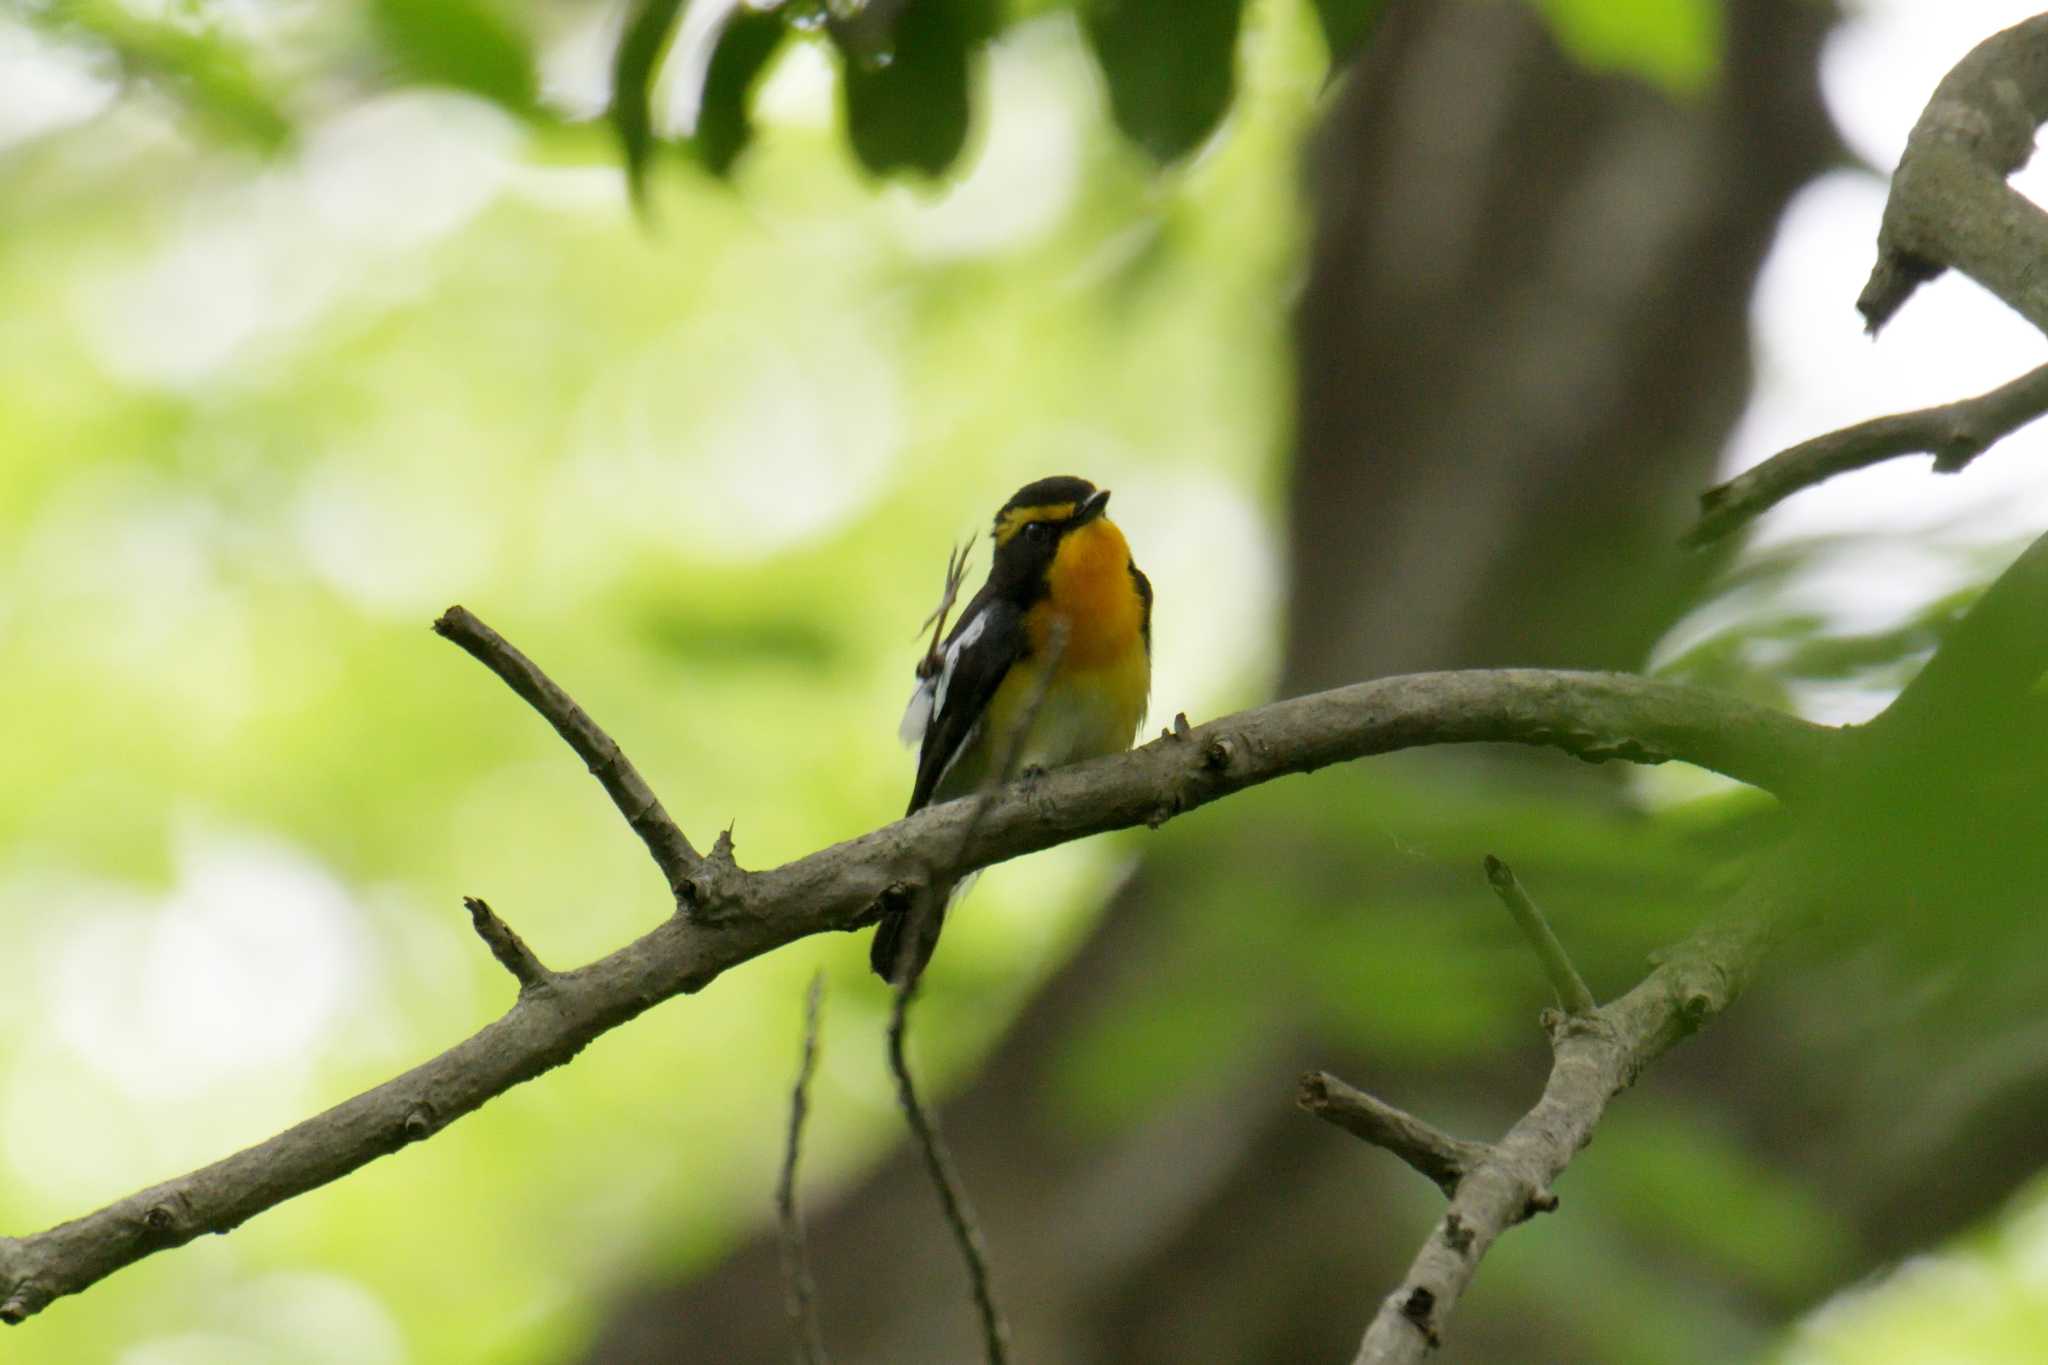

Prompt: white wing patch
xmin=933 ymin=610 xmax=985 ymax=719
xmin=899 ymin=607 xmax=987 ymax=749
xmin=898 ymin=677 xmax=935 ymax=747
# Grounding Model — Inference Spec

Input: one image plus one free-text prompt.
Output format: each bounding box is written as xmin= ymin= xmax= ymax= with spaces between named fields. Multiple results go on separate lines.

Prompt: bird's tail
xmin=868 ymin=873 xmax=976 ymax=985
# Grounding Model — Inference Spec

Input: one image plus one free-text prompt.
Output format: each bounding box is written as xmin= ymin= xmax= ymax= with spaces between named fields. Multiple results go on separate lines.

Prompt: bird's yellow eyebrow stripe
xmin=993 ymin=501 xmax=1077 ymax=545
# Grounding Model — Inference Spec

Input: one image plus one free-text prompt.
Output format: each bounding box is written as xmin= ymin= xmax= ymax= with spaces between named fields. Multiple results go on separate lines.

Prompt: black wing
xmin=906 ymin=589 xmax=1026 ymax=815
xmin=1130 ymin=558 xmax=1153 ymax=651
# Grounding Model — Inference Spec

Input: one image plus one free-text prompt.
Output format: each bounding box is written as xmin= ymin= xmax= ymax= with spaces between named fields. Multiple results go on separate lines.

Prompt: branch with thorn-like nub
xmin=776 ymin=974 xmax=829 ymax=1365
xmin=1483 ymin=857 xmax=1597 ymax=1016
xmin=1687 ymin=362 xmax=2048 ymax=545
xmin=0 ymin=621 xmax=1828 ymax=1325
xmin=1332 ymin=865 xmax=1794 ymax=1365
xmin=1859 ymin=15 xmax=2048 ymax=336
xmin=1298 ymin=1073 xmax=1490 ymax=1198
xmin=434 ymin=606 xmax=700 ymax=897
xmin=1686 ymin=15 xmax=2048 ymax=545
xmin=462 ymin=897 xmax=552 ymax=993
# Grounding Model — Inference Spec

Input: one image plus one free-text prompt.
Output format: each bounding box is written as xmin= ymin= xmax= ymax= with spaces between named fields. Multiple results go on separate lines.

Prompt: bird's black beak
xmin=1077 ymin=488 xmax=1111 ymax=524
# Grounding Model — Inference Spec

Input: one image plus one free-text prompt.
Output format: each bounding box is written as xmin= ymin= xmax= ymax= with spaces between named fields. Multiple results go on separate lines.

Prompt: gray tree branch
xmin=1482 ymin=855 xmax=1597 ymax=1017
xmin=0 ymin=614 xmax=1826 ymax=1324
xmin=435 ymin=606 xmax=701 ymax=895
xmin=1688 ymin=13 xmax=2048 ymax=544
xmin=1297 ymin=1073 xmax=1491 ymax=1198
xmin=462 ymin=896 xmax=553 ymax=994
xmin=1688 ymin=361 xmax=2048 ymax=545
xmin=1859 ymin=14 xmax=2048 ymax=334
xmin=1344 ymin=898 xmax=1787 ymax=1365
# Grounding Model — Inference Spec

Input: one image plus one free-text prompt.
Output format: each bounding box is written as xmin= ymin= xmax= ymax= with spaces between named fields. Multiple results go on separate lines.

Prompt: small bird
xmin=873 ymin=476 xmax=1153 ymax=984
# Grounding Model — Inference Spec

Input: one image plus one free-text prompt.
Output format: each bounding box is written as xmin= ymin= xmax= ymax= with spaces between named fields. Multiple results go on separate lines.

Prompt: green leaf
xmin=613 ymin=0 xmax=691 ymax=206
xmin=371 ymin=0 xmax=537 ymax=113
xmin=696 ymin=9 xmax=787 ymax=177
xmin=836 ymin=0 xmax=993 ymax=178
xmin=1531 ymin=0 xmax=1722 ymax=95
xmin=1083 ymin=0 xmax=1244 ymax=163
xmin=1309 ymin=0 xmax=1386 ymax=69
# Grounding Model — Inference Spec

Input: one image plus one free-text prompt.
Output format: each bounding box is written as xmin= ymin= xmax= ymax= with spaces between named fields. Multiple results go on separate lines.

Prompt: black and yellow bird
xmin=872 ymin=476 xmax=1153 ymax=983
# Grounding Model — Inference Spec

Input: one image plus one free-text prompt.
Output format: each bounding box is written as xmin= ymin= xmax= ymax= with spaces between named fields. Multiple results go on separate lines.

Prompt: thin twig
xmin=887 ymin=990 xmax=1007 ymax=1364
xmin=1482 ymin=856 xmax=1597 ymax=1016
xmin=1297 ymin=1072 xmax=1491 ymax=1197
xmin=433 ymin=606 xmax=700 ymax=898
xmin=878 ymin=624 xmax=1070 ymax=1363
xmin=1686 ymin=362 xmax=2048 ymax=545
xmin=776 ymin=973 xmax=829 ymax=1365
xmin=915 ymin=539 xmax=974 ymax=680
xmin=461 ymin=897 xmax=552 ymax=993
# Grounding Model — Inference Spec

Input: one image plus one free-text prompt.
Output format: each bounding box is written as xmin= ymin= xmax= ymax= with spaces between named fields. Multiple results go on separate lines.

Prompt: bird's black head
xmin=986 ymin=476 xmax=1111 ymax=601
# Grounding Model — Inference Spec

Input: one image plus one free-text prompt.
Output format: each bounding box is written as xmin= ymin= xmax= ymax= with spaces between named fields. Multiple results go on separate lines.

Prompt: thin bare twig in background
xmin=886 ymin=997 xmax=1006 ymax=1363
xmin=1686 ymin=361 xmax=2048 ymax=545
xmin=776 ymin=972 xmax=829 ymax=1365
xmin=882 ymin=622 xmax=1068 ymax=1364
xmin=1482 ymin=857 xmax=1598 ymax=1016
xmin=1297 ymin=1073 xmax=1490 ymax=1198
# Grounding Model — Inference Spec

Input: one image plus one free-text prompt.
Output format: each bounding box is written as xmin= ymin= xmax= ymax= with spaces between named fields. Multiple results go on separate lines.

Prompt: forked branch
xmin=1688 ymin=14 xmax=2048 ymax=545
xmin=1325 ymin=866 xmax=1793 ymax=1365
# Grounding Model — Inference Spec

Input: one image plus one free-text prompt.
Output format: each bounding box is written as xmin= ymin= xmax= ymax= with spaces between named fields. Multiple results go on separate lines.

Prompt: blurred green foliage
xmin=1776 ymin=1171 xmax=2048 ymax=1365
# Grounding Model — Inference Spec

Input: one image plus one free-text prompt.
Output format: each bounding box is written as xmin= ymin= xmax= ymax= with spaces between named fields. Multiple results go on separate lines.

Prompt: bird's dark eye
xmin=1023 ymin=521 xmax=1049 ymax=540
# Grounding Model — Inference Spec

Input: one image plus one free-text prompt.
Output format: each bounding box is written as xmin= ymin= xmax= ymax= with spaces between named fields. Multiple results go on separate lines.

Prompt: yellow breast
xmin=1029 ymin=518 xmax=1146 ymax=669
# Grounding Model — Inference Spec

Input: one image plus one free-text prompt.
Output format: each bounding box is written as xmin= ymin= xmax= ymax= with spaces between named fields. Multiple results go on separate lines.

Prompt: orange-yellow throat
xmin=1031 ymin=516 xmax=1145 ymax=668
